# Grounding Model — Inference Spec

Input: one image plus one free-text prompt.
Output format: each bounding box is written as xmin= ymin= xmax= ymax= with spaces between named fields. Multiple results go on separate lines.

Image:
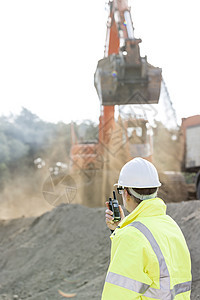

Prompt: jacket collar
xmin=119 ymin=197 xmax=166 ymax=228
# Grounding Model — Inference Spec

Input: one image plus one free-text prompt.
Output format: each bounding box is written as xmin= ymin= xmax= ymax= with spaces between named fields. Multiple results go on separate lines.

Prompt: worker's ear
xmin=124 ymin=189 xmax=128 ymax=196
xmin=124 ymin=189 xmax=130 ymax=200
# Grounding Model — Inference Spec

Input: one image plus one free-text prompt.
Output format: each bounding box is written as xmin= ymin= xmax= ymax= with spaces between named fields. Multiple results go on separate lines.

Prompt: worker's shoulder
xmin=115 ymin=224 xmax=155 ymax=252
xmin=117 ymin=222 xmax=149 ymax=241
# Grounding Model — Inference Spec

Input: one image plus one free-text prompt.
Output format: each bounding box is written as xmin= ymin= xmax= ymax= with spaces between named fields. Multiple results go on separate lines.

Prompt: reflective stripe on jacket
xmin=101 ymin=198 xmax=192 ymax=300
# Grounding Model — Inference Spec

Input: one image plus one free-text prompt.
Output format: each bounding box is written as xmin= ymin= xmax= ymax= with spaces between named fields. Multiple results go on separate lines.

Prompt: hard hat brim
xmin=113 ymin=182 xmax=161 ymax=188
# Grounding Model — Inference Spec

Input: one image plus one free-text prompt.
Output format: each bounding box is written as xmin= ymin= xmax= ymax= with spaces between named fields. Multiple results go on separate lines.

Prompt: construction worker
xmin=101 ymin=157 xmax=192 ymax=299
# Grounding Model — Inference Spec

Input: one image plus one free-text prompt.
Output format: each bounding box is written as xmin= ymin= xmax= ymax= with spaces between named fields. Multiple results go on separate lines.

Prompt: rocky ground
xmin=0 ymin=200 xmax=199 ymax=300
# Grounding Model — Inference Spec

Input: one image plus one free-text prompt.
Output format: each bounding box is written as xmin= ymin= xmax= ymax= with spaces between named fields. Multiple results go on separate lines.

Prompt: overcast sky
xmin=0 ymin=0 xmax=199 ymax=125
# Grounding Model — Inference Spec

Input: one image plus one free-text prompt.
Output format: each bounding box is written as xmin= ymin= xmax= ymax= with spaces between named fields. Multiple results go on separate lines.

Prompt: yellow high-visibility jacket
xmin=101 ymin=198 xmax=192 ymax=300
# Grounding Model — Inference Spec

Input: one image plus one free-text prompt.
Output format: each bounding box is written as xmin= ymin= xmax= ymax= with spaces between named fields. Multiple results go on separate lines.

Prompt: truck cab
xmin=181 ymin=115 xmax=200 ymax=199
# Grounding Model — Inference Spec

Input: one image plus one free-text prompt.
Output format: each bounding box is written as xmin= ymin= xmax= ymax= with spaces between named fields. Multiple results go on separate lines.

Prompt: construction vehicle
xmin=70 ymin=0 xmax=162 ymax=206
xmin=181 ymin=115 xmax=200 ymax=199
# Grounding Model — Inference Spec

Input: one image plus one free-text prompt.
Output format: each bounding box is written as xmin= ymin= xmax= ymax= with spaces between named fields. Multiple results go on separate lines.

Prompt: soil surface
xmin=0 ymin=200 xmax=199 ymax=300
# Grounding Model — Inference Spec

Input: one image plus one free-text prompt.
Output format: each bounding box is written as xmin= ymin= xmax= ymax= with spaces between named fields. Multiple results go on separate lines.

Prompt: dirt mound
xmin=0 ymin=200 xmax=199 ymax=300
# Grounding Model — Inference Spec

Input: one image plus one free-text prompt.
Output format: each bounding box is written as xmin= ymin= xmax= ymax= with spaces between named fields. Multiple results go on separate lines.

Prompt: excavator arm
xmin=104 ymin=0 xmax=140 ymax=57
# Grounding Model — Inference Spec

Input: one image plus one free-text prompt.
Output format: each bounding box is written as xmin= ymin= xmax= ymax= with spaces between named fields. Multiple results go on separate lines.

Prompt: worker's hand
xmin=105 ymin=202 xmax=125 ymax=231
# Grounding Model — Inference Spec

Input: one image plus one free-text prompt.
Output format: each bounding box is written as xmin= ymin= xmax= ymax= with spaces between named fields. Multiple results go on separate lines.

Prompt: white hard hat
xmin=115 ymin=157 xmax=161 ymax=188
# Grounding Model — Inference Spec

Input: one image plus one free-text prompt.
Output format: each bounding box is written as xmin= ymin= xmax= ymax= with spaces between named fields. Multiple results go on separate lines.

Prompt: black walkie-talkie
xmin=108 ymin=190 xmax=121 ymax=222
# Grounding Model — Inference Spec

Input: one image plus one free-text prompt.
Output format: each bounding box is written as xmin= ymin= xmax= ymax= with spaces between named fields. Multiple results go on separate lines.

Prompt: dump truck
xmin=181 ymin=115 xmax=200 ymax=199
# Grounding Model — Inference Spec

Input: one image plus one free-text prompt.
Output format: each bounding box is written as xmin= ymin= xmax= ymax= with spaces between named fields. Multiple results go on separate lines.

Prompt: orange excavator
xmin=70 ymin=0 xmax=162 ymax=205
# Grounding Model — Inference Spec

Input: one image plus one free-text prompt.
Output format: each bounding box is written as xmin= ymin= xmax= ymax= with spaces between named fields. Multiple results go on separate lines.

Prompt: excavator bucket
xmin=94 ymin=53 xmax=162 ymax=105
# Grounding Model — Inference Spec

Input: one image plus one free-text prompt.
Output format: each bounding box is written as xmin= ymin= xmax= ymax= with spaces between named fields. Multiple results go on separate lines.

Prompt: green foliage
xmin=0 ymin=108 xmax=98 ymax=190
xmin=0 ymin=132 xmax=10 ymax=163
xmin=0 ymin=163 xmax=9 ymax=189
xmin=74 ymin=120 xmax=98 ymax=142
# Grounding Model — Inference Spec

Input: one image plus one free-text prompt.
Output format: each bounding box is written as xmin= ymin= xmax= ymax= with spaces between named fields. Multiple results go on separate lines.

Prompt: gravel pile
xmin=0 ymin=200 xmax=199 ymax=299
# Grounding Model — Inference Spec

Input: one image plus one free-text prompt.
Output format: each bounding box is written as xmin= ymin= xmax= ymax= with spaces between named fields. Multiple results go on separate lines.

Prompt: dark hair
xmin=125 ymin=187 xmax=157 ymax=204
xmin=133 ymin=187 xmax=157 ymax=195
